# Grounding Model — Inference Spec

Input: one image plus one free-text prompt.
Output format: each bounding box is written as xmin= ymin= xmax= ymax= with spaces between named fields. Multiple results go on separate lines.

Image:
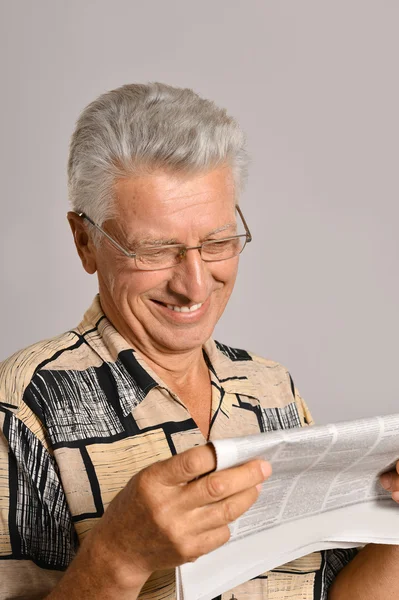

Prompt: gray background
xmin=0 ymin=0 xmax=398 ymax=424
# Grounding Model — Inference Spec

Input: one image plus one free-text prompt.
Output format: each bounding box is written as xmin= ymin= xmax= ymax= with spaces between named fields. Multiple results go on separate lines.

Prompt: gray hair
xmin=68 ymin=82 xmax=249 ymax=229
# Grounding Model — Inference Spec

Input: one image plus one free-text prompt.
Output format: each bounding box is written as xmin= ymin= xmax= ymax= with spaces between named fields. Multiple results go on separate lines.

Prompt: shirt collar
xmin=202 ymin=337 xmax=259 ymax=398
xmin=77 ymin=295 xmax=258 ymax=403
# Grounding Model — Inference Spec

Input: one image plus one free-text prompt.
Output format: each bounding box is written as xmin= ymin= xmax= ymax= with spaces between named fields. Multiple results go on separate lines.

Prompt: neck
xmin=100 ymin=299 xmax=209 ymax=389
xmin=139 ymin=345 xmax=208 ymax=392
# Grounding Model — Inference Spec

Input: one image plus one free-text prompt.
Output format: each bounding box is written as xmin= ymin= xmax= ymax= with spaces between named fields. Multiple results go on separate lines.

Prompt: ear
xmin=67 ymin=212 xmax=97 ymax=274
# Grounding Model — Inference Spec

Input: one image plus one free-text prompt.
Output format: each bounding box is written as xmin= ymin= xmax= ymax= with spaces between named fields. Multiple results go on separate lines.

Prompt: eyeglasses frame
xmin=75 ymin=204 xmax=252 ymax=271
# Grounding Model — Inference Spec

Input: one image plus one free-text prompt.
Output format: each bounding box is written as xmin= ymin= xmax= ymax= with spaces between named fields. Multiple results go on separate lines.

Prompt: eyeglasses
xmin=76 ymin=204 xmax=252 ymax=271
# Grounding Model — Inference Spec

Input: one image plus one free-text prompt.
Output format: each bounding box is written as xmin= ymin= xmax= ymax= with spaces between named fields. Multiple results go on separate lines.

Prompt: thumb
xmin=153 ymin=443 xmax=217 ymax=486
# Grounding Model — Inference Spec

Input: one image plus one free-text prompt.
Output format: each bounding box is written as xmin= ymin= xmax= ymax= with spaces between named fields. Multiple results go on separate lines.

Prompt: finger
xmin=180 ymin=525 xmax=232 ymax=563
xmin=380 ymin=470 xmax=399 ymax=492
xmin=391 ymin=473 xmax=399 ymax=492
xmin=152 ymin=444 xmax=217 ymax=486
xmin=387 ymin=462 xmax=399 ymax=503
xmin=194 ymin=485 xmax=261 ymax=532
xmin=184 ymin=459 xmax=271 ymax=509
xmin=392 ymin=491 xmax=399 ymax=504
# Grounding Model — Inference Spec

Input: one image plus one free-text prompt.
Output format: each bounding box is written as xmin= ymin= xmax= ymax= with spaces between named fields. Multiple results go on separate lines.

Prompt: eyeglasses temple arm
xmin=236 ymin=205 xmax=252 ymax=243
xmin=76 ymin=212 xmax=136 ymax=258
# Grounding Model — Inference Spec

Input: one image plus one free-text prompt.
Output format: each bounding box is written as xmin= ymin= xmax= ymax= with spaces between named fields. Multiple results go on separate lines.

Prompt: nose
xmin=168 ymin=247 xmax=210 ymax=303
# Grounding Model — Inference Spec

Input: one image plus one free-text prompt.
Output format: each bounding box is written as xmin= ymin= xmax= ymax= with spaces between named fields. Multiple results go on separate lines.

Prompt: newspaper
xmin=176 ymin=413 xmax=399 ymax=600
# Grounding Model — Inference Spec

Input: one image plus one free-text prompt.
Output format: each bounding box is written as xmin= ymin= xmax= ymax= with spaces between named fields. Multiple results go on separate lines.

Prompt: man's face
xmin=88 ymin=166 xmax=239 ymax=356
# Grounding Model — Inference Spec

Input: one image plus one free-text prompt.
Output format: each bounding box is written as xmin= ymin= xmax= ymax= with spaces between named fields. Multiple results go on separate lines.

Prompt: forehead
xmin=113 ymin=166 xmax=236 ymax=239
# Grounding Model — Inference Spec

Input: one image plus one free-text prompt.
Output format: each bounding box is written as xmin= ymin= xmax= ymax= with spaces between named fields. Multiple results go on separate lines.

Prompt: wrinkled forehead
xmin=112 ymin=166 xmax=237 ymax=242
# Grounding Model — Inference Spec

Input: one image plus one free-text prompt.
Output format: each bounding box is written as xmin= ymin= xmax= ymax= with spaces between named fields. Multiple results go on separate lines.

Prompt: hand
xmin=85 ymin=443 xmax=271 ymax=590
xmin=380 ymin=460 xmax=399 ymax=503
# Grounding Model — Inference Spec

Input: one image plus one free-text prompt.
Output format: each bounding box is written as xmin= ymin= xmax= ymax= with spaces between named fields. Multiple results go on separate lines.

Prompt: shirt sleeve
xmin=288 ymin=371 xmax=315 ymax=426
xmin=294 ymin=386 xmax=315 ymax=426
xmin=0 ymin=405 xmax=76 ymax=599
xmin=321 ymin=547 xmax=359 ymax=599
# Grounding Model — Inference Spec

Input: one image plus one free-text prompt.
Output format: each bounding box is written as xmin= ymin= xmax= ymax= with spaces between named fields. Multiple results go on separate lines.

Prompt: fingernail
xmin=380 ymin=473 xmax=392 ymax=490
xmin=261 ymin=461 xmax=270 ymax=479
xmin=256 ymin=483 xmax=263 ymax=492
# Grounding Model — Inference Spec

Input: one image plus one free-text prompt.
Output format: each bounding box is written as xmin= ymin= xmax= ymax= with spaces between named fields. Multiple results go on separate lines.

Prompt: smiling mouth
xmin=151 ymin=300 xmax=204 ymax=313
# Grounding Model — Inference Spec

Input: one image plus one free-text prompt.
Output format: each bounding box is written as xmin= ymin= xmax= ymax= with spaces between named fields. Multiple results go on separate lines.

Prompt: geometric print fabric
xmin=0 ymin=295 xmax=357 ymax=599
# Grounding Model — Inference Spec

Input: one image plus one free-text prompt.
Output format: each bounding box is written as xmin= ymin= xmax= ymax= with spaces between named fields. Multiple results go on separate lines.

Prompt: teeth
xmin=166 ymin=303 xmax=203 ymax=313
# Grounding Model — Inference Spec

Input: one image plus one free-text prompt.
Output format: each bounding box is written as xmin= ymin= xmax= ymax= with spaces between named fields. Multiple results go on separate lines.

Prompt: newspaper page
xmin=176 ymin=413 xmax=399 ymax=600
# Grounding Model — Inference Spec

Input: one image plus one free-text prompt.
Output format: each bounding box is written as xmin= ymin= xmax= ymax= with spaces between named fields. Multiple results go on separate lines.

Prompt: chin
xmin=159 ymin=328 xmax=214 ymax=353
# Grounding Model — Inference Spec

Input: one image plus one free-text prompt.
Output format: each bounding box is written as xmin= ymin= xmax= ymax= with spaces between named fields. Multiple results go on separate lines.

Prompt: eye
xmin=141 ymin=249 xmax=165 ymax=257
xmin=136 ymin=246 xmax=180 ymax=266
xmin=208 ymin=238 xmax=237 ymax=249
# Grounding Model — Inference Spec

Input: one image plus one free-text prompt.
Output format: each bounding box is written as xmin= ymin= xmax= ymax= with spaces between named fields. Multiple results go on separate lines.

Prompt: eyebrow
xmin=126 ymin=222 xmax=237 ymax=248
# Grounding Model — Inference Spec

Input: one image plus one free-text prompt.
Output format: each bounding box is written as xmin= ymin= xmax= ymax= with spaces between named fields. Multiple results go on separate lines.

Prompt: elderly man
xmin=0 ymin=83 xmax=398 ymax=600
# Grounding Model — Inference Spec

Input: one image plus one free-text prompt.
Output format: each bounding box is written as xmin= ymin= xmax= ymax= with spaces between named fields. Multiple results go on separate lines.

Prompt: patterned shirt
xmin=0 ymin=296 xmax=356 ymax=599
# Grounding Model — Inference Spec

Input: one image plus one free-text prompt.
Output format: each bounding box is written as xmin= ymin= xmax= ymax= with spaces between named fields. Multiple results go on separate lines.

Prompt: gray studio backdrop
xmin=0 ymin=1 xmax=398 ymax=424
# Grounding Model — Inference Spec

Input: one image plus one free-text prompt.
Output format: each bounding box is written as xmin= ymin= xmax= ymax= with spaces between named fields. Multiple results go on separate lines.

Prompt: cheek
xmin=212 ymin=259 xmax=239 ymax=287
xmin=114 ymin=269 xmax=170 ymax=299
xmin=96 ymin=254 xmax=118 ymax=295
